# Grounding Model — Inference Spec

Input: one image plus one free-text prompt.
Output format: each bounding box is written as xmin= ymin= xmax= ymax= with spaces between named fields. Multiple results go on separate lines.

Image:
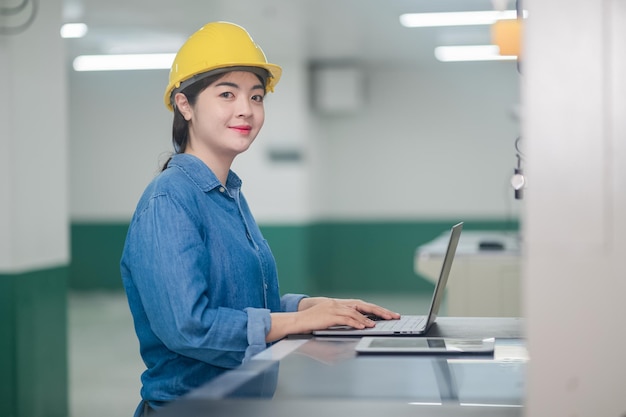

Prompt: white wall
xmin=313 ymin=62 xmax=520 ymax=220
xmin=70 ymin=70 xmax=172 ymax=221
xmin=69 ymin=59 xmax=520 ymax=223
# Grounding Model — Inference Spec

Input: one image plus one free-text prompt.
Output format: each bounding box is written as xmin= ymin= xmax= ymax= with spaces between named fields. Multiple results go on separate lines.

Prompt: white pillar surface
xmin=523 ymin=0 xmax=626 ymax=416
xmin=0 ymin=0 xmax=68 ymax=273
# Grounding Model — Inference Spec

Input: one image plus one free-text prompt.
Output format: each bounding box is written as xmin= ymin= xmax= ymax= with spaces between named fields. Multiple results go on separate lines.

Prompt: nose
xmin=236 ymin=97 xmax=253 ymax=118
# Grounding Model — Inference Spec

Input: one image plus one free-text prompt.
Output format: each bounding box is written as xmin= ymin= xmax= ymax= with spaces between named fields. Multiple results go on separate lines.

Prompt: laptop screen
xmin=423 ymin=222 xmax=463 ymax=328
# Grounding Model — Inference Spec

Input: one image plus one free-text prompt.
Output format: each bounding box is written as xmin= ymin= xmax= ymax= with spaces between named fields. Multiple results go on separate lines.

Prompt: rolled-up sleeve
xmin=244 ymin=294 xmax=309 ymax=361
xmin=280 ymin=293 xmax=308 ymax=312
xmin=243 ymin=307 xmax=272 ymax=361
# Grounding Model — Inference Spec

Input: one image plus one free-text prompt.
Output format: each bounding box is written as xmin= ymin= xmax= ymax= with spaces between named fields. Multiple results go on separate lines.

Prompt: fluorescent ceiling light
xmin=434 ymin=45 xmax=517 ymax=62
xmin=73 ymin=53 xmax=176 ymax=71
xmin=61 ymin=23 xmax=88 ymax=38
xmin=400 ymin=10 xmax=525 ymax=28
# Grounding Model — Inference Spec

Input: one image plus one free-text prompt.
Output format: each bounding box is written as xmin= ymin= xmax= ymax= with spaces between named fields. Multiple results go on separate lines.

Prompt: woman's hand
xmin=299 ymin=297 xmax=400 ymax=329
xmin=267 ymin=297 xmax=400 ymax=342
xmin=299 ymin=297 xmax=400 ymax=319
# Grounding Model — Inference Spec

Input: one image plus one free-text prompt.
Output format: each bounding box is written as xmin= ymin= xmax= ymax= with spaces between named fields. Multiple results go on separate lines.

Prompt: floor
xmin=67 ymin=291 xmax=437 ymax=417
xmin=68 ymin=292 xmax=144 ymax=417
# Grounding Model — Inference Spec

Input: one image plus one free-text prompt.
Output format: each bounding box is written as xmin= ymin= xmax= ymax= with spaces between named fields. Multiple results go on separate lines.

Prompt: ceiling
xmin=57 ymin=0 xmax=515 ymax=68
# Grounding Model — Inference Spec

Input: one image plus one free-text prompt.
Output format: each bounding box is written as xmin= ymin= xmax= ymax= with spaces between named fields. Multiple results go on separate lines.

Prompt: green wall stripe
xmin=70 ymin=219 xmax=518 ymax=295
xmin=70 ymin=223 xmax=129 ymax=290
xmin=0 ymin=274 xmax=16 ymax=416
xmin=0 ymin=266 xmax=68 ymax=417
xmin=308 ymin=220 xmax=519 ymax=294
xmin=258 ymin=225 xmax=311 ymax=294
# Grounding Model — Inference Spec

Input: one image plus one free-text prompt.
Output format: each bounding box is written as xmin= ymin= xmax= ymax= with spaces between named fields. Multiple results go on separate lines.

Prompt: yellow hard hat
xmin=164 ymin=21 xmax=282 ymax=111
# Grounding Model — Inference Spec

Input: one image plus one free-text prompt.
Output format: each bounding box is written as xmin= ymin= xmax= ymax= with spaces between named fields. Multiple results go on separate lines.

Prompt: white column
xmin=523 ymin=0 xmax=626 ymax=416
xmin=0 ymin=0 xmax=68 ymax=273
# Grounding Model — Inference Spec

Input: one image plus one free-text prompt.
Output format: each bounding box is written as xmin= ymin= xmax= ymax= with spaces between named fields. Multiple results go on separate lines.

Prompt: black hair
xmin=161 ymin=73 xmax=223 ymax=171
xmin=161 ymin=69 xmax=268 ymax=171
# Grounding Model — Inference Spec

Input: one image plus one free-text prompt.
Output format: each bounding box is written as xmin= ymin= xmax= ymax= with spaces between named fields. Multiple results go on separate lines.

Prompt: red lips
xmin=230 ymin=125 xmax=252 ymax=133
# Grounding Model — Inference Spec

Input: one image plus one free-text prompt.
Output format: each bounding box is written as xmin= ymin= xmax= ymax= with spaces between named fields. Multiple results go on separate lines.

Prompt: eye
xmin=252 ymin=94 xmax=265 ymax=103
xmin=219 ymin=91 xmax=234 ymax=99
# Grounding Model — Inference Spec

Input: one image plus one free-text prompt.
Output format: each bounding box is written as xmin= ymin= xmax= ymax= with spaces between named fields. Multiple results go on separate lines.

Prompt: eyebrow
xmin=215 ymin=81 xmax=265 ymax=91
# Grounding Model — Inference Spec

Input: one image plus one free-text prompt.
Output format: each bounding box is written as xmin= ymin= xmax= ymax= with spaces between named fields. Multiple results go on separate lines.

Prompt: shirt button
xmin=219 ymin=187 xmax=225 ymax=193
xmin=246 ymin=233 xmax=252 ymax=240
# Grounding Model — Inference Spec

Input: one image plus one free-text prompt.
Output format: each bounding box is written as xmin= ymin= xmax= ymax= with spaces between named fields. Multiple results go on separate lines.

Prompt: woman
xmin=120 ymin=21 xmax=399 ymax=416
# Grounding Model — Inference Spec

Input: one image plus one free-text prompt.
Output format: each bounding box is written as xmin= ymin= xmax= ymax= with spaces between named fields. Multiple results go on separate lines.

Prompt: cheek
xmin=195 ymin=104 xmax=226 ymax=126
xmin=256 ymin=107 xmax=265 ymax=128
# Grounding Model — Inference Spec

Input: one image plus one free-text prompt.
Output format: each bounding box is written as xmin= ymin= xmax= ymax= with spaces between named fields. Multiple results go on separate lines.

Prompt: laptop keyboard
xmin=372 ymin=315 xmax=425 ymax=332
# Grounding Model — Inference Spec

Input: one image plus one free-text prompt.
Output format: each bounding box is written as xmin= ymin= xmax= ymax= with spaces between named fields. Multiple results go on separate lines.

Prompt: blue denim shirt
xmin=120 ymin=153 xmax=306 ymax=410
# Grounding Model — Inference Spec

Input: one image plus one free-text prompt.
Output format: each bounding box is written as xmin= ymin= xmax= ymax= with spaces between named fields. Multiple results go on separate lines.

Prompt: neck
xmin=184 ymin=149 xmax=232 ymax=185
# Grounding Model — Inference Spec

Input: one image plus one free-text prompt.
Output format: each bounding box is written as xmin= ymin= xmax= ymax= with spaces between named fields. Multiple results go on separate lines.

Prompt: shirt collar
xmin=168 ymin=153 xmax=242 ymax=192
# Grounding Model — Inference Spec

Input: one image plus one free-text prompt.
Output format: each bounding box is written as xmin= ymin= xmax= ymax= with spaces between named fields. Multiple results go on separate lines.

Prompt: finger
xmin=341 ymin=305 xmax=376 ymax=328
xmin=375 ymin=306 xmax=401 ymax=319
xmin=347 ymin=316 xmax=375 ymax=329
xmin=355 ymin=303 xmax=401 ymax=320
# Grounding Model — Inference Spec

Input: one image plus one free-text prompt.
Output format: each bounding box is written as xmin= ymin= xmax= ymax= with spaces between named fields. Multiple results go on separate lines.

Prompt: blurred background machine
xmin=415 ymin=230 xmax=521 ymax=317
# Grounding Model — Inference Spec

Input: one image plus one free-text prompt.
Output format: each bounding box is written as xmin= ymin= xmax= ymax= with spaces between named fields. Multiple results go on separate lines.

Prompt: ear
xmin=174 ymin=93 xmax=192 ymax=121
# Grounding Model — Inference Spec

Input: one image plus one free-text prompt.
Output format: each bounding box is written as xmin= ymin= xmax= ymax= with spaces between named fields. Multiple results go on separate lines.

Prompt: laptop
xmin=313 ymin=222 xmax=463 ymax=336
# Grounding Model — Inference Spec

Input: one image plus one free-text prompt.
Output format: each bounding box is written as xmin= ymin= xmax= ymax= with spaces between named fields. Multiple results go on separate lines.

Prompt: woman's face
xmin=181 ymin=71 xmax=266 ymax=163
